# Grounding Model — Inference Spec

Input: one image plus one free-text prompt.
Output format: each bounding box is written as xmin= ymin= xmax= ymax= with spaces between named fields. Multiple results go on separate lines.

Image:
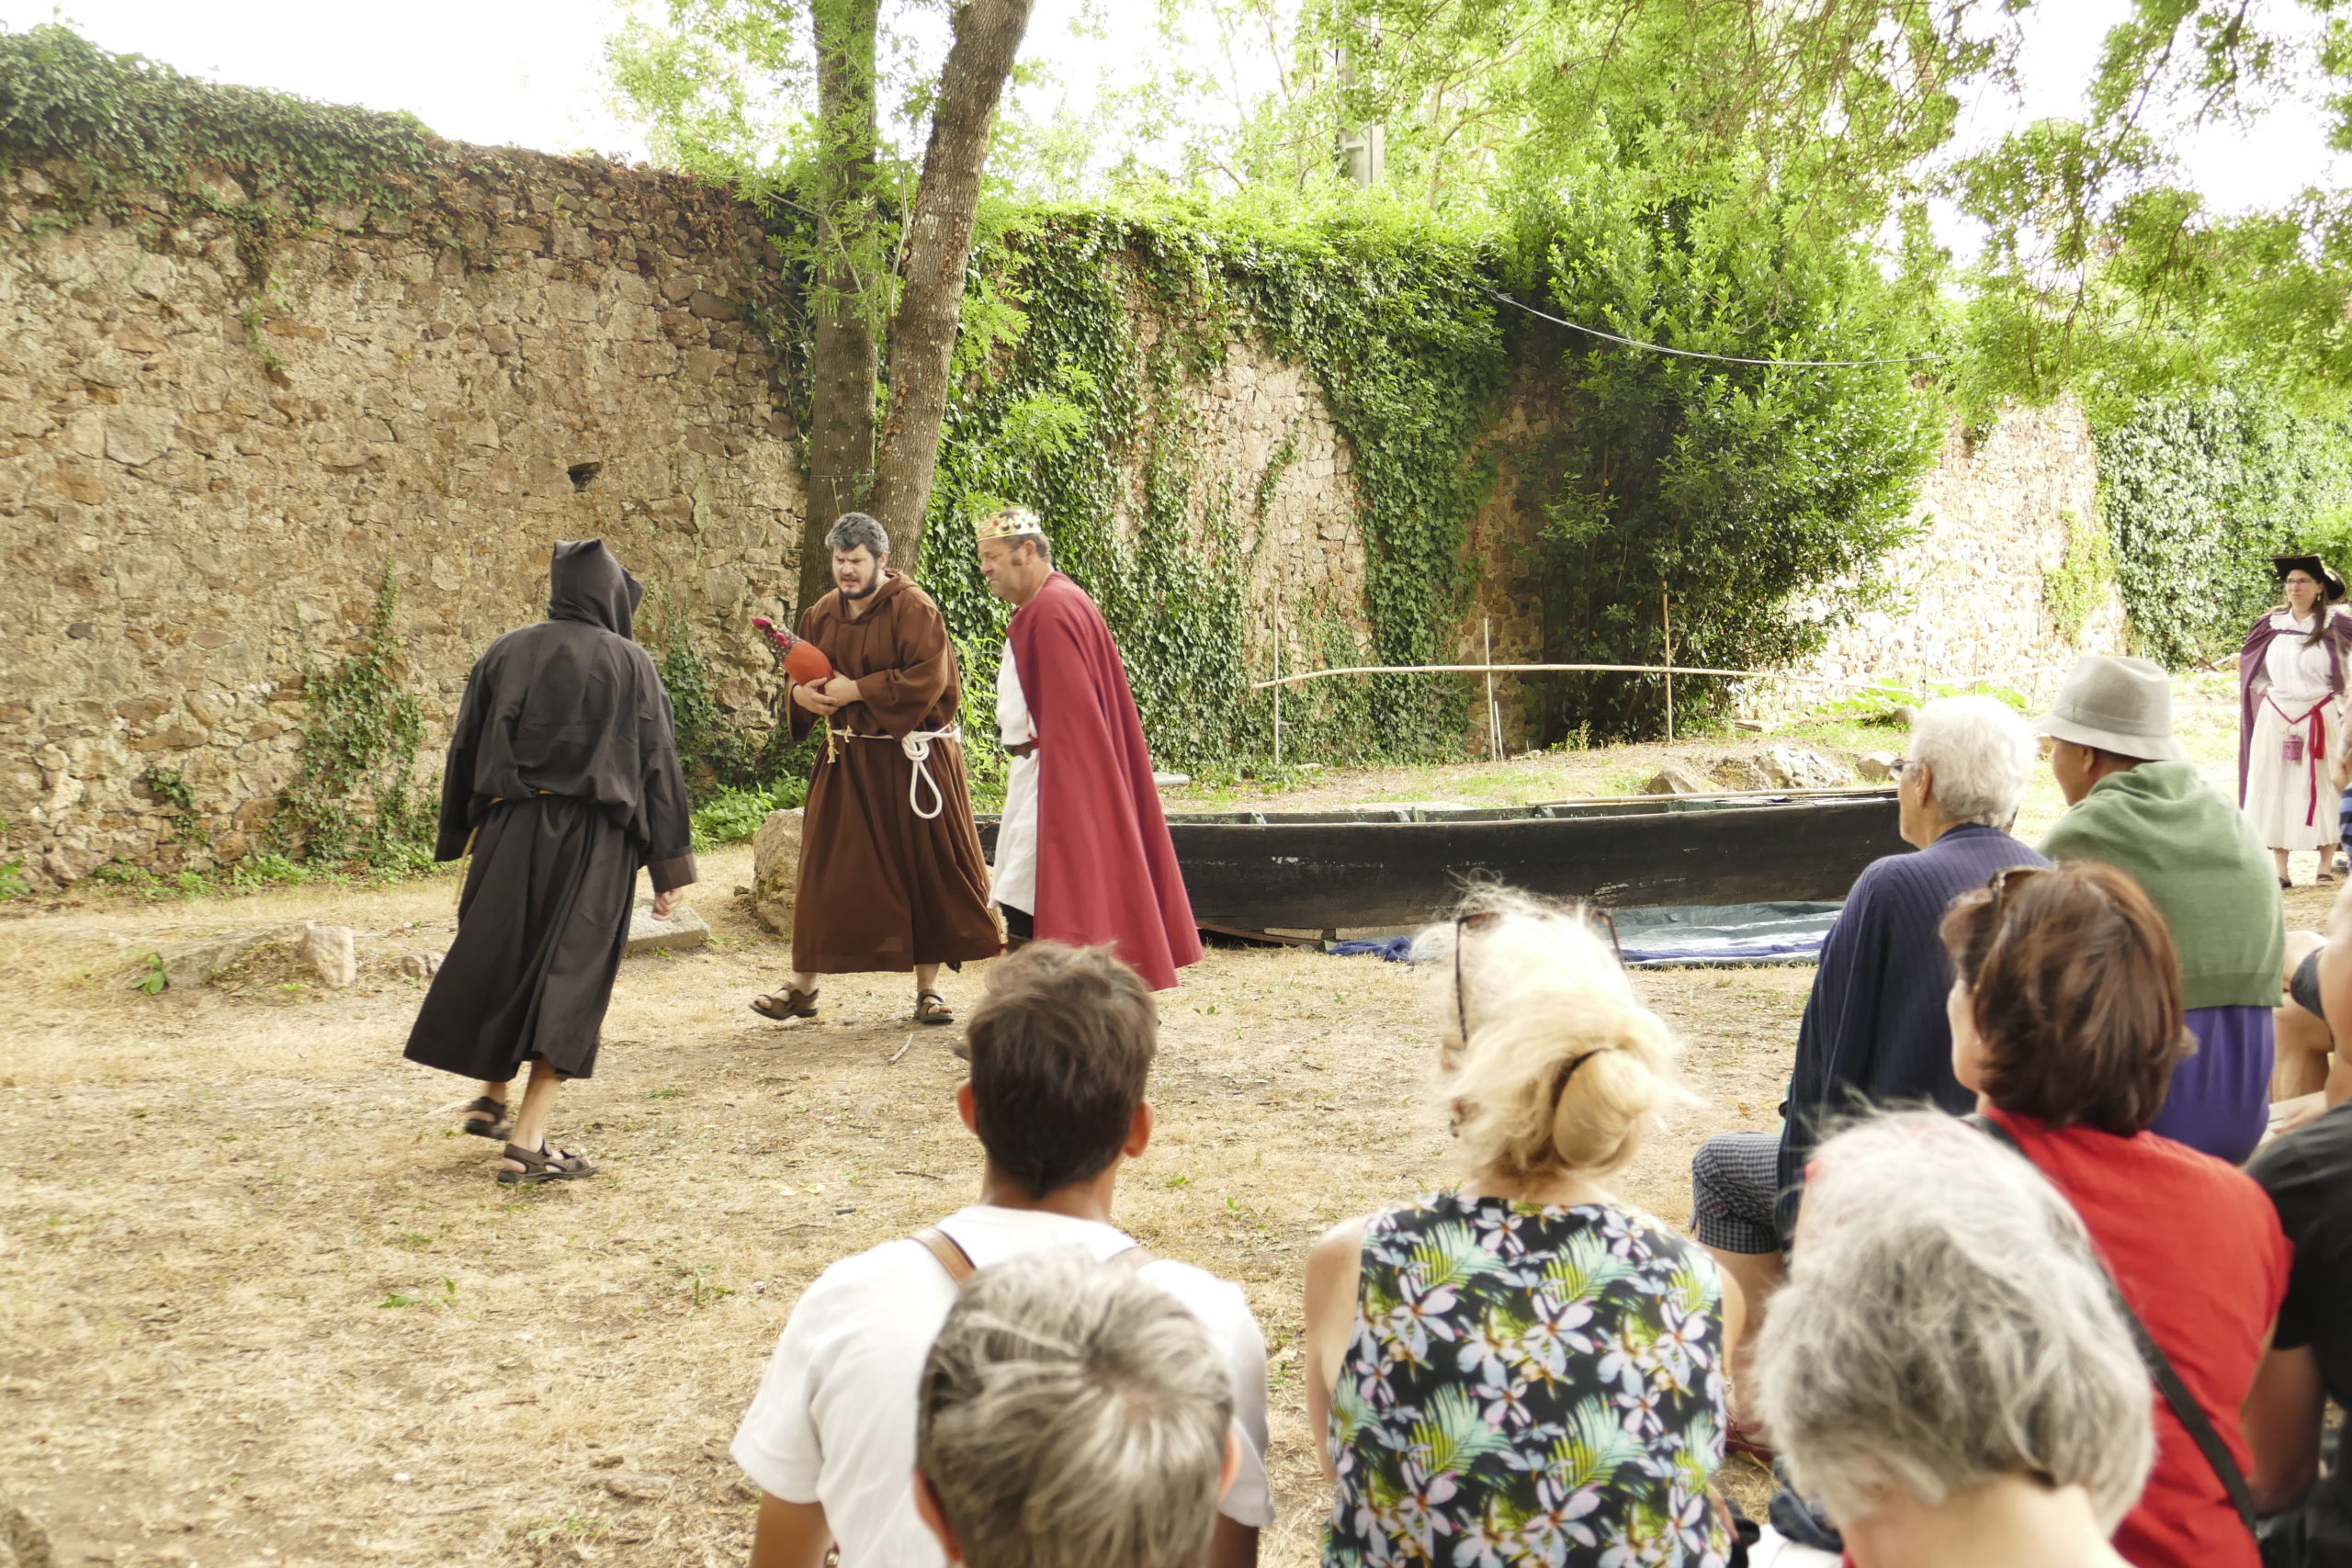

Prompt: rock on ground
xmin=1857 ymin=751 xmax=1899 ymax=782
xmin=628 ymin=901 xmax=710 ymax=956
xmin=299 ymin=922 xmax=356 ymax=988
xmin=751 ymin=807 xmax=803 ymax=937
xmin=0 ymin=1491 xmax=55 ymax=1568
xmin=154 ymin=924 xmax=303 ymax=990
xmin=1641 ymin=763 xmax=1713 ymax=796
xmin=1761 ymin=746 xmax=1852 ymax=790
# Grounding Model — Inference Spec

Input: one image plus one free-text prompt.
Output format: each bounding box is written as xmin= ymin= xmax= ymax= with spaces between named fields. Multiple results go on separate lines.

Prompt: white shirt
xmin=992 ymin=637 xmax=1039 ymax=914
xmin=2265 ymin=610 xmax=2342 ymax=706
xmin=729 ymin=1205 xmax=1275 ymax=1568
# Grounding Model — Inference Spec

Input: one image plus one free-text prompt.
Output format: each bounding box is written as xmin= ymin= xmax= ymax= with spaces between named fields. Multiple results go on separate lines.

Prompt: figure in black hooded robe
xmin=403 ymin=540 xmax=696 ymax=1185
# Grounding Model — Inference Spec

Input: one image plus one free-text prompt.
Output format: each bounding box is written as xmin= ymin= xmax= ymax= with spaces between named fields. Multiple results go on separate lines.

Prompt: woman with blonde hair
xmin=1303 ymin=889 xmax=1734 ymax=1567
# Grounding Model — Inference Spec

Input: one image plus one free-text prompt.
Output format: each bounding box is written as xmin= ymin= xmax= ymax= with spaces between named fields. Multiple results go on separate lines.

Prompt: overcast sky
xmin=1 ymin=0 xmax=2334 ymax=222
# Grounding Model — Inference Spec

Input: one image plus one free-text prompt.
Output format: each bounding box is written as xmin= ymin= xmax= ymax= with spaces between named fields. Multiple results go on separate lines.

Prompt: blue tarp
xmin=1324 ymin=902 xmax=1842 ymax=967
xmin=1610 ymin=902 xmax=1841 ymax=967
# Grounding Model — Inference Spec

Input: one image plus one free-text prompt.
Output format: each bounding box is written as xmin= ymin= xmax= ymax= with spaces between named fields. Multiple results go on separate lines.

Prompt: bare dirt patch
xmin=0 ymin=846 xmax=1801 ymax=1567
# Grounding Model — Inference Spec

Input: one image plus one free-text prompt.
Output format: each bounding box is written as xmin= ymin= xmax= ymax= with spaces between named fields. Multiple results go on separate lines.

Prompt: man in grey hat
xmin=2036 ymin=655 xmax=2284 ymax=1162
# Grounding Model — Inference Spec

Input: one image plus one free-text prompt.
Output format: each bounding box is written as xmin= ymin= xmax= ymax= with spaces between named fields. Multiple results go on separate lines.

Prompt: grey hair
xmin=1413 ymin=886 xmax=1687 ymax=1178
xmin=917 ymin=1248 xmax=1233 ymax=1568
xmin=1907 ymin=695 xmax=2035 ymax=827
xmin=825 ymin=511 xmax=889 ymax=558
xmin=1755 ymin=1111 xmax=2154 ymax=1531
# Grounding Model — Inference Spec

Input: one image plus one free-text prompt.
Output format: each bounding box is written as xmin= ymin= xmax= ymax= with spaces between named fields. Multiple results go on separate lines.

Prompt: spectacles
xmin=1986 ymin=863 xmax=2044 ymax=915
xmin=1888 ymin=757 xmax=1913 ymax=777
xmin=1453 ymin=905 xmax=1623 ymax=1044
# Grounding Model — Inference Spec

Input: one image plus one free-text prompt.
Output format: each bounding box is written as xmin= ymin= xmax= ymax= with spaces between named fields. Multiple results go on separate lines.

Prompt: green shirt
xmin=2041 ymin=761 xmax=2284 ymax=1010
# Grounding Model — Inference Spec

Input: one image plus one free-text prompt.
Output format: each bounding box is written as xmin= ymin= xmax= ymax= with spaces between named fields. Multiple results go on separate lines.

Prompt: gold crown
xmin=973 ymin=505 xmax=1046 ymax=542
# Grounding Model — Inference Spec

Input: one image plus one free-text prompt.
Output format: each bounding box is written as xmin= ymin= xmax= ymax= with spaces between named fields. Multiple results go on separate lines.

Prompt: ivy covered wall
xmin=0 ymin=24 xmax=2109 ymax=885
xmin=2096 ymin=387 xmax=2352 ymax=668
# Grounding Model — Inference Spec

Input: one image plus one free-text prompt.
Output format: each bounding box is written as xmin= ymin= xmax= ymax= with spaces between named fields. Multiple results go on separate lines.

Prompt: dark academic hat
xmin=2272 ymin=555 xmax=2348 ymax=603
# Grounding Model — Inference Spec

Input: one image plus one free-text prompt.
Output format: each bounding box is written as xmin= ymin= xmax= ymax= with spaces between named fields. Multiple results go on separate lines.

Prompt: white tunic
xmin=2247 ymin=609 xmax=2347 ymax=850
xmin=2266 ymin=610 xmax=2339 ymax=705
xmin=991 ymin=637 xmax=1039 ymax=915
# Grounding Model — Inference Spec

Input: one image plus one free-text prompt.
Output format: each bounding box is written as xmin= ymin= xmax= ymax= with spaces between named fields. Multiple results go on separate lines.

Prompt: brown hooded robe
xmin=787 ymin=573 xmax=998 ymax=973
xmin=403 ymin=541 xmax=695 ymax=1082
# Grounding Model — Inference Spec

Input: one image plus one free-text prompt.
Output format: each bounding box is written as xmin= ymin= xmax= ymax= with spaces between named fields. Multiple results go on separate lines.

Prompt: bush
xmin=690 ymin=781 xmax=807 ymax=851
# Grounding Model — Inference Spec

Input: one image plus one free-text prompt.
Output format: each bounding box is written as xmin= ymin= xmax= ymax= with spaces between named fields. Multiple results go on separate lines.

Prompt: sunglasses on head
xmin=1452 ymin=904 xmax=1623 ymax=1044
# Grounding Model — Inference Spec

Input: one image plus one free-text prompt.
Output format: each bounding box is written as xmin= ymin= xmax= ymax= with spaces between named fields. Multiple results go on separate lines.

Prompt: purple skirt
xmin=2147 ymin=1005 xmax=2274 ymax=1166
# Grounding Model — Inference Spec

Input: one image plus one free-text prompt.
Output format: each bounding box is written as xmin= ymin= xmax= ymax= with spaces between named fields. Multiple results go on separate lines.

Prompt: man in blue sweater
xmin=1690 ymin=696 xmax=2046 ymax=1432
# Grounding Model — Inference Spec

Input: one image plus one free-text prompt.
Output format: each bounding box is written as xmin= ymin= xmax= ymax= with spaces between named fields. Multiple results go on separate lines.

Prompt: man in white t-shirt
xmin=731 ymin=942 xmax=1274 ymax=1568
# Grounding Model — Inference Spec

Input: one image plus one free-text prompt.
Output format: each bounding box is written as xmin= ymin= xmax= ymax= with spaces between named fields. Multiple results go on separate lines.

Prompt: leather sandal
xmin=915 ymin=990 xmax=955 ymax=1026
xmin=751 ymin=987 xmax=819 ymax=1021
xmin=497 ymin=1142 xmax=597 ymax=1186
xmin=460 ymin=1095 xmax=513 ymax=1141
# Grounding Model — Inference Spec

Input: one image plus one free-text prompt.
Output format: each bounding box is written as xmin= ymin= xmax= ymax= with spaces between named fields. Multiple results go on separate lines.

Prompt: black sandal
xmin=461 ymin=1095 xmax=513 ymax=1141
xmin=751 ymin=987 xmax=820 ymax=1021
xmin=915 ymin=990 xmax=955 ymax=1026
xmin=496 ymin=1142 xmax=597 ymax=1186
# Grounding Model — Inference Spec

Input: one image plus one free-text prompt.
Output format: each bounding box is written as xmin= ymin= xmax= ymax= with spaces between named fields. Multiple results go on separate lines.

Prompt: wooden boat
xmin=978 ymin=785 xmax=1901 ymax=934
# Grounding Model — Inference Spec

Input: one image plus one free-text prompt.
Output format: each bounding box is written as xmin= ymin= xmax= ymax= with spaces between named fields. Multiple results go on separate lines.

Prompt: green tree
xmin=612 ymin=0 xmax=1037 ymax=602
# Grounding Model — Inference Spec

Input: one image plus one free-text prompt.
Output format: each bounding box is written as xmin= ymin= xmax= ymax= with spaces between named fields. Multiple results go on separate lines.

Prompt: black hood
xmin=547 ymin=539 xmax=644 ymax=638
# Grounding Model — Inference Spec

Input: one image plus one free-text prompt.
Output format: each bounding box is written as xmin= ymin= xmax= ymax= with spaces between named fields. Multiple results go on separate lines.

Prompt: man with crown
xmin=974 ymin=505 xmax=1200 ymax=990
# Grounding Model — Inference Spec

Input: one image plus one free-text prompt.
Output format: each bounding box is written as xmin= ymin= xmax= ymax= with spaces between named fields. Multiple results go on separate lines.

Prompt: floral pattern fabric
xmin=1323 ymin=1193 xmax=1729 ymax=1567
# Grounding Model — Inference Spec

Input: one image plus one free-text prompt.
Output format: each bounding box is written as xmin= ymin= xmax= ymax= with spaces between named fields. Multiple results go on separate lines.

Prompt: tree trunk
xmin=797 ymin=0 xmax=883 ymax=615
xmin=862 ymin=0 xmax=1036 ymax=572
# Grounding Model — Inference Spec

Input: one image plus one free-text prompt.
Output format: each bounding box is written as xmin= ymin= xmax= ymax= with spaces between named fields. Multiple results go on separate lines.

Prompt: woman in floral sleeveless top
xmin=1305 ymin=892 xmax=1737 ymax=1567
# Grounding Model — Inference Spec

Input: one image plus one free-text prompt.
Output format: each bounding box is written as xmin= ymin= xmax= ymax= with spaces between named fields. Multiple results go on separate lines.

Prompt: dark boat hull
xmin=979 ymin=789 xmax=1902 ymax=931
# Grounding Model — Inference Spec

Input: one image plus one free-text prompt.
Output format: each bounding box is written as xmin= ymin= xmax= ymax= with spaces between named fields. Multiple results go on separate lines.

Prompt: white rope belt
xmin=827 ymin=723 xmax=962 ymax=818
xmin=899 ymin=726 xmax=960 ymax=819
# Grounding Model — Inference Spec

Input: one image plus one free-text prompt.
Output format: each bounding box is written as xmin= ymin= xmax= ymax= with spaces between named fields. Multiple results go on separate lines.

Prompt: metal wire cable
xmin=1483 ymin=287 xmax=1947 ymax=369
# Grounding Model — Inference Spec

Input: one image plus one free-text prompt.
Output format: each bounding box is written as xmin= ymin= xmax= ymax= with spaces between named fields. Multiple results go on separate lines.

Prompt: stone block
xmin=105 ymin=407 xmax=176 ymax=467
xmin=299 ymin=921 xmax=356 ymax=988
xmin=687 ymin=291 xmax=736 ymax=321
xmin=627 ymin=900 xmax=709 ymax=955
xmin=751 ymin=807 xmax=802 ymax=936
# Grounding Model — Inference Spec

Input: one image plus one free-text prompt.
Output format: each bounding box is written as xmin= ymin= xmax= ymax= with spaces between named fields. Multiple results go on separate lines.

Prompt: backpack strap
xmin=1966 ymin=1113 xmax=2259 ymax=1532
xmin=910 ymin=1226 xmax=976 ymax=1284
xmin=911 ymin=1228 xmax=1153 ymax=1286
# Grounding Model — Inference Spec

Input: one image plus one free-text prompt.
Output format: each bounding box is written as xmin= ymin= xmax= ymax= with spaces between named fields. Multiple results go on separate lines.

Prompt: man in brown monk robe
xmin=749 ymin=513 xmax=998 ymax=1026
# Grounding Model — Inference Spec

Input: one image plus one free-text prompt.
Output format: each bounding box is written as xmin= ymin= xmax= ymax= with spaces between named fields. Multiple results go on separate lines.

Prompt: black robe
xmin=403 ymin=541 xmax=696 ymax=1083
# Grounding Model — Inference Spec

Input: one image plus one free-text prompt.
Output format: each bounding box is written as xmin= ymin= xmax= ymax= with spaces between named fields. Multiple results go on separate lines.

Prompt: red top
xmin=1006 ymin=572 xmax=1201 ymax=990
xmin=1987 ymin=1108 xmax=2290 ymax=1568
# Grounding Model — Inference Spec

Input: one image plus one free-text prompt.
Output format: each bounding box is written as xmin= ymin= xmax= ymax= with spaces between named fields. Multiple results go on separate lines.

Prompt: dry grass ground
xmin=2 ymin=674 xmax=2330 ymax=1566
xmin=0 ymin=846 xmax=1815 ymax=1568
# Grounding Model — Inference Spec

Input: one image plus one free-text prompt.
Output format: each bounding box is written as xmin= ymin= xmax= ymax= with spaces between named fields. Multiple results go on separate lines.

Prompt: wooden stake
xmin=1661 ymin=588 xmax=1676 ymax=744
xmin=1483 ymin=617 xmax=1501 ymax=761
xmin=1272 ymin=618 xmax=1283 ymax=770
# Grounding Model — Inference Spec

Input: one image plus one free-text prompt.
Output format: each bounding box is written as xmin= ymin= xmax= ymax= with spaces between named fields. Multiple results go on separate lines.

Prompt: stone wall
xmin=0 ymin=149 xmax=1414 ymax=887
xmin=0 ymin=150 xmax=805 ymax=886
xmin=1763 ymin=400 xmax=2123 ymax=716
xmin=0 ymin=138 xmax=2118 ymax=886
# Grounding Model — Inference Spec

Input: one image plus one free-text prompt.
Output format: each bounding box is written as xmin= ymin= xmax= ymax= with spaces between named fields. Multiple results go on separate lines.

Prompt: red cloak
xmin=1007 ymin=572 xmax=1201 ymax=989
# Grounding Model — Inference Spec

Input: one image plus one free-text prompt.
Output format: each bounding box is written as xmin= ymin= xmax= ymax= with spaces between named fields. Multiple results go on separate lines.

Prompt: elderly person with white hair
xmin=913 ymin=1248 xmax=1239 ymax=1568
xmin=1688 ymin=694 xmax=2043 ymax=1446
xmin=1753 ymin=1112 xmax=2155 ymax=1568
